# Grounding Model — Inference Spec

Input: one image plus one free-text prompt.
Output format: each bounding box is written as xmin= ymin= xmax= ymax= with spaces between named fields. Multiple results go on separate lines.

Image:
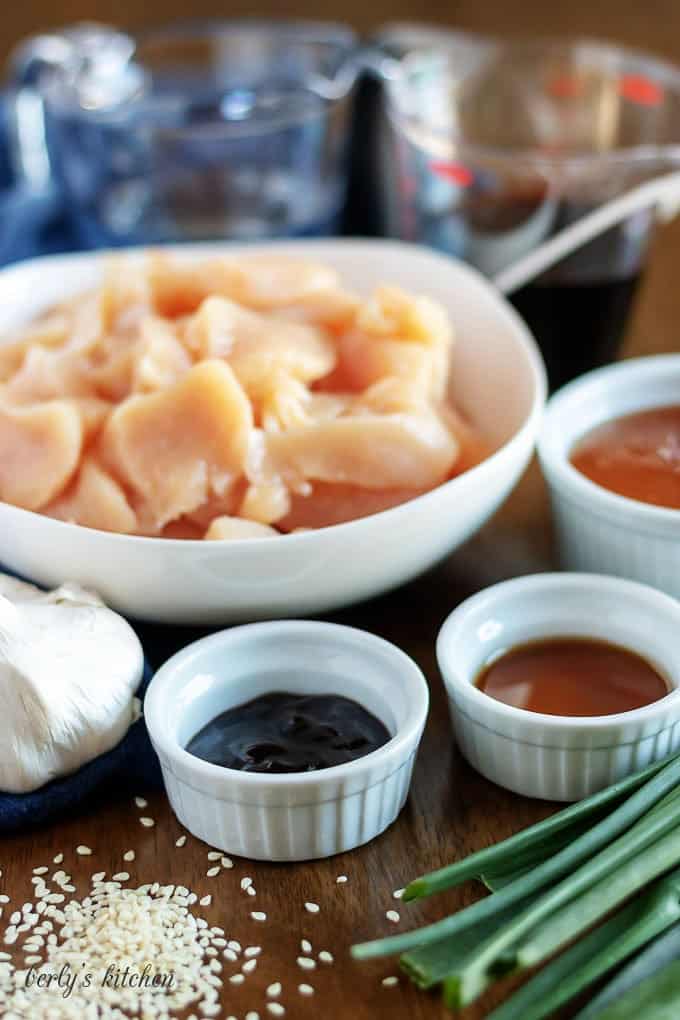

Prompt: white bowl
xmin=538 ymin=354 xmax=680 ymax=598
xmin=437 ymin=573 xmax=680 ymax=801
xmin=144 ymin=620 xmax=429 ymax=860
xmin=0 ymin=239 xmax=545 ymax=624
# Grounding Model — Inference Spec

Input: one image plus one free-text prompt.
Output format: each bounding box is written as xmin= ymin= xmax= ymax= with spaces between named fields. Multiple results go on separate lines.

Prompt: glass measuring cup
xmin=376 ymin=26 xmax=680 ymax=389
xmin=8 ymin=20 xmax=359 ymax=247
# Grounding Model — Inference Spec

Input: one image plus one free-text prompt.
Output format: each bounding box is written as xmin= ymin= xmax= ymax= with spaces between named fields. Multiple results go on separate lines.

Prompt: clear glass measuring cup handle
xmin=492 ymin=170 xmax=680 ymax=296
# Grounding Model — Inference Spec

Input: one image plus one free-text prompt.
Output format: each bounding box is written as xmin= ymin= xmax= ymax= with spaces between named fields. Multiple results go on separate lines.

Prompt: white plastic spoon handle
xmin=493 ymin=170 xmax=680 ymax=296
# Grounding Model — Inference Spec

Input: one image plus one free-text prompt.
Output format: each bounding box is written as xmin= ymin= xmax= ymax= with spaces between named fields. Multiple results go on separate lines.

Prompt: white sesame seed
xmin=297 ymin=957 xmax=316 ymax=970
xmin=112 ymin=872 xmax=129 ymax=882
xmin=382 ymin=976 xmax=399 ymax=987
xmin=267 ymin=1005 xmax=285 ymax=1017
xmin=221 ymin=856 xmax=234 ymax=869
xmin=267 ymin=982 xmax=282 ymax=998
xmin=318 ymin=950 xmax=334 ymax=964
xmin=247 ymin=886 xmax=256 ymax=897
xmin=223 ymin=949 xmax=238 ymax=962
xmin=175 ymin=835 xmax=187 ymax=847
xmin=32 ymin=867 xmax=48 ymax=876
xmin=229 ymin=973 xmax=245 ymax=985
xmin=227 ymin=940 xmax=242 ymax=952
xmin=304 ymin=902 xmax=320 ymax=914
xmin=386 ymin=910 xmax=400 ymax=924
xmin=0 ymin=896 xmax=8 ymax=904
xmin=9 ymin=912 xmax=19 ymax=926
xmin=244 ymin=946 xmax=261 ymax=958
xmin=242 ymin=958 xmax=257 ymax=974
xmin=24 ymin=955 xmax=42 ymax=965
xmin=393 ymin=888 xmax=405 ymax=899
xmin=335 ymin=875 xmax=348 ymax=883
xmin=301 ymin=939 xmax=312 ymax=954
xmin=251 ymin=911 xmax=267 ymax=922
xmin=206 ymin=867 xmax=220 ymax=878
xmin=245 ymin=1013 xmax=260 ymax=1020
xmin=134 ymin=796 xmax=147 ymax=808
xmin=123 ymin=850 xmax=135 ymax=862
xmin=139 ymin=817 xmax=155 ymax=828
xmin=92 ymin=872 xmax=106 ymax=883
xmin=207 ymin=851 xmax=222 ymax=861
xmin=200 ymin=895 xmax=212 ymax=907
xmin=240 ymin=877 xmax=253 ymax=890
xmin=298 ymin=983 xmax=314 ymax=996
xmin=53 ymin=853 xmax=64 ymax=864
xmin=76 ymin=845 xmax=92 ymax=856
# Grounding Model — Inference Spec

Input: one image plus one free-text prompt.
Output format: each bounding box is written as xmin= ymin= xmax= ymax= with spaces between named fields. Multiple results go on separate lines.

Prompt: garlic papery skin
xmin=0 ymin=578 xmax=144 ymax=794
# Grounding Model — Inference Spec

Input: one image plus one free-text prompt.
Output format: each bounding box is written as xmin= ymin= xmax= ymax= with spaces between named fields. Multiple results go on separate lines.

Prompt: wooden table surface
xmin=1 ymin=223 xmax=679 ymax=1019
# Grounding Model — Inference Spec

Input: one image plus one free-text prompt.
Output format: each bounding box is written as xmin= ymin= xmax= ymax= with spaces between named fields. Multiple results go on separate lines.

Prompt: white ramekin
xmin=538 ymin=354 xmax=680 ymax=598
xmin=437 ymin=573 xmax=680 ymax=801
xmin=144 ymin=621 xmax=429 ymax=861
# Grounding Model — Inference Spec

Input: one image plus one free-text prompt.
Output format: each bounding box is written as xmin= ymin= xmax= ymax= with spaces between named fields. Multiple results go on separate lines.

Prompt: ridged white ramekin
xmin=145 ymin=621 xmax=428 ymax=860
xmin=538 ymin=354 xmax=680 ymax=597
xmin=437 ymin=573 xmax=680 ymax=801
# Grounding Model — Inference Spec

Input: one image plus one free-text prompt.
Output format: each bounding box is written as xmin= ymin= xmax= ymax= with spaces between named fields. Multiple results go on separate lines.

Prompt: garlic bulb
xmin=0 ymin=574 xmax=144 ymax=793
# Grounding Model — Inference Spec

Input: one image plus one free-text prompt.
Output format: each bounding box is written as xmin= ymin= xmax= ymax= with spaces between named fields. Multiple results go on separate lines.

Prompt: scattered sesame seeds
xmin=240 ymin=877 xmax=253 ymax=890
xmin=335 ymin=875 xmax=348 ymax=883
xmin=244 ymin=946 xmax=261 ymax=958
xmin=393 ymin=888 xmax=405 ymax=899
xmin=297 ymin=956 xmax=316 ymax=970
xmin=32 ymin=867 xmax=48 ymax=876
xmin=175 ymin=835 xmax=187 ymax=847
xmin=0 ymin=896 xmax=8 ymax=905
xmin=247 ymin=886 xmax=256 ymax=897
xmin=134 ymin=796 xmax=147 ymax=809
xmin=53 ymin=853 xmax=64 ymax=864
xmin=242 ymin=958 xmax=257 ymax=974
xmin=298 ymin=983 xmax=315 ymax=996
xmin=123 ymin=850 xmax=135 ymax=862
xmin=318 ymin=950 xmax=334 ymax=964
xmin=304 ymin=902 xmax=320 ymax=914
xmin=300 ymin=938 xmax=312 ymax=954
xmin=267 ymin=1005 xmax=285 ymax=1017
xmin=227 ymin=940 xmax=242 ymax=952
xmin=250 ymin=911 xmax=267 ymax=922
xmin=92 ymin=872 xmax=106 ymax=883
xmin=139 ymin=817 xmax=155 ymax=828
xmin=75 ymin=845 xmax=92 ymax=856
xmin=221 ymin=857 xmax=234 ymax=869
xmin=207 ymin=851 xmax=222 ymax=861
xmin=206 ymin=867 xmax=220 ymax=878
xmin=200 ymin=895 xmax=212 ymax=907
xmin=223 ymin=949 xmax=238 ymax=962
xmin=112 ymin=872 xmax=129 ymax=882
xmin=229 ymin=973 xmax=245 ymax=985
xmin=382 ymin=976 xmax=399 ymax=987
xmin=267 ymin=982 xmax=282 ymax=998
xmin=245 ymin=1012 xmax=260 ymax=1020
xmin=386 ymin=910 xmax=401 ymax=924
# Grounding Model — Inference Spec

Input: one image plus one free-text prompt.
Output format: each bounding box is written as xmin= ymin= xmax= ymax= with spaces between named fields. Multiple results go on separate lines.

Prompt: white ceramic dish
xmin=538 ymin=354 xmax=680 ymax=599
xmin=144 ymin=620 xmax=429 ymax=860
xmin=437 ymin=573 xmax=680 ymax=801
xmin=0 ymin=239 xmax=545 ymax=624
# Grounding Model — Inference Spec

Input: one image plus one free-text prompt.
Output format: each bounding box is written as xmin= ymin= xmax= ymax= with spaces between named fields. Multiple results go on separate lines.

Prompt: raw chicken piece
xmin=3 ymin=344 xmax=94 ymax=403
xmin=100 ymin=360 xmax=253 ymax=530
xmin=0 ymin=400 xmax=82 ymax=510
xmin=99 ymin=257 xmax=151 ymax=332
xmin=131 ymin=317 xmax=192 ymax=393
xmin=278 ymin=482 xmax=427 ymax=531
xmin=0 ymin=311 xmax=70 ymax=381
xmin=239 ymin=479 xmax=291 ymax=525
xmin=46 ymin=457 xmax=137 ymax=534
xmin=259 ymin=410 xmax=459 ymax=492
xmin=204 ymin=516 xmax=279 ymax=540
xmin=71 ymin=397 xmax=114 ymax=442
xmin=185 ymin=296 xmax=336 ymax=388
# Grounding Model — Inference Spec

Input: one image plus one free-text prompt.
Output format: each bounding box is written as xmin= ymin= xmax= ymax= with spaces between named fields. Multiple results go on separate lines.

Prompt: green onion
xmin=574 ymin=921 xmax=680 ymax=1020
xmin=487 ymin=867 xmax=680 ymax=1020
xmin=403 ymin=754 xmax=675 ymax=902
xmin=351 ymin=754 xmax=680 ymax=963
xmin=583 ymin=961 xmax=680 ymax=1019
xmin=441 ymin=787 xmax=680 ymax=1007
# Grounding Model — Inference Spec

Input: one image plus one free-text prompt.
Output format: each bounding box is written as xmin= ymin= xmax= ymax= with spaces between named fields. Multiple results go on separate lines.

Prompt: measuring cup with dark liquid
xmin=375 ymin=29 xmax=680 ymax=390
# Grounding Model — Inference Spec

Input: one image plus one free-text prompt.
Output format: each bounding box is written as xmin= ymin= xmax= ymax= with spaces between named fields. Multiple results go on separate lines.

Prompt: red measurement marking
xmin=619 ymin=75 xmax=664 ymax=107
xmin=429 ymin=161 xmax=474 ymax=187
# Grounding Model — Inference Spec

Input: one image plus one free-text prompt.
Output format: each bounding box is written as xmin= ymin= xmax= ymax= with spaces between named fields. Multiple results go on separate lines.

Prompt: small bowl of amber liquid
xmin=538 ymin=353 xmax=680 ymax=599
xmin=437 ymin=572 xmax=680 ymax=801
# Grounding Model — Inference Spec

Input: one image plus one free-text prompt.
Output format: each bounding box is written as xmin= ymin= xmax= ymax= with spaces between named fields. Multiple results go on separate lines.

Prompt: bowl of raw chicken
xmin=0 ymin=239 xmax=545 ymax=623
